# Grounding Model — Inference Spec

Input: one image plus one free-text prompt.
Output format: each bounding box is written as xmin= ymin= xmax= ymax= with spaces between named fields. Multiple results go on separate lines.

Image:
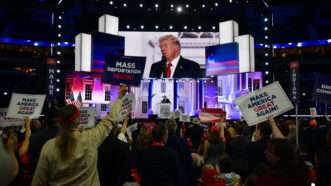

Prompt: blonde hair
xmin=56 ymin=105 xmax=79 ymax=162
xmin=159 ymin=35 xmax=181 ymax=48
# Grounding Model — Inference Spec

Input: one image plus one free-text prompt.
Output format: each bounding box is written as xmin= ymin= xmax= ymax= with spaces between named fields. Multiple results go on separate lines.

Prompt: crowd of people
xmin=1 ymin=96 xmax=331 ymax=186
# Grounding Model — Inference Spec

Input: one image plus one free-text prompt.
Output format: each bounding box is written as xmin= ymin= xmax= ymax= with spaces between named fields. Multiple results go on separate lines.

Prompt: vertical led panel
xmin=98 ymin=15 xmax=119 ymax=35
xmin=75 ymin=33 xmax=92 ymax=72
xmin=219 ymin=20 xmax=239 ymax=44
xmin=235 ymin=34 xmax=255 ymax=73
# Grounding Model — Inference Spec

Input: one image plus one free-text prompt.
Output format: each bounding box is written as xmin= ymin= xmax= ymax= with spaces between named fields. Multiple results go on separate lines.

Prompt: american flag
xmin=66 ymin=91 xmax=82 ymax=108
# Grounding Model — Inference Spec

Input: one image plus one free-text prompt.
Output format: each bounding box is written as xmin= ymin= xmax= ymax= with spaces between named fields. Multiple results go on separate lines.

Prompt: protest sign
xmin=235 ymin=81 xmax=294 ymax=126
xmin=7 ymin=93 xmax=46 ymax=119
xmin=199 ymin=108 xmax=226 ymax=123
xmin=313 ymin=74 xmax=331 ymax=104
xmin=79 ymin=107 xmax=96 ymax=129
xmin=117 ymin=93 xmax=134 ymax=121
xmin=0 ymin=108 xmax=24 ymax=127
xmin=103 ymin=55 xmax=146 ymax=87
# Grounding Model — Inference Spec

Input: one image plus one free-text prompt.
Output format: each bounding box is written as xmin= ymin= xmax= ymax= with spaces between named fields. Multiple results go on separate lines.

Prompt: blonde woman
xmin=32 ymin=101 xmax=120 ymax=186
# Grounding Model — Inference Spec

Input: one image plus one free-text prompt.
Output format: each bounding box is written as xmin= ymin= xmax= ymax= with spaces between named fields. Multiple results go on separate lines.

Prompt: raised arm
xmin=18 ymin=118 xmax=32 ymax=156
xmin=268 ymin=116 xmax=285 ymax=139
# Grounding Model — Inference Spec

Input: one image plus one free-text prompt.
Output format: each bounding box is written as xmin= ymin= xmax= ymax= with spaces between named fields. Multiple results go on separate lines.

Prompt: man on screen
xmin=149 ymin=35 xmax=202 ymax=79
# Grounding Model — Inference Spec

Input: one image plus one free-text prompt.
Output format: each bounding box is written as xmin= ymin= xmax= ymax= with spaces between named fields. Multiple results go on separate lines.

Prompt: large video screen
xmin=205 ymin=43 xmax=239 ymax=76
xmin=119 ymin=32 xmax=220 ymax=78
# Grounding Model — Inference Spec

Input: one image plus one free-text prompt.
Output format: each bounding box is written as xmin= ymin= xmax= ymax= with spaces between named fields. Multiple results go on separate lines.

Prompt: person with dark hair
xmin=226 ymin=122 xmax=249 ymax=179
xmin=31 ymin=101 xmax=118 ymax=186
xmin=98 ymin=119 xmax=131 ymax=186
xmin=246 ymin=122 xmax=272 ymax=173
xmin=29 ymin=108 xmax=59 ymax=176
xmin=137 ymin=123 xmax=180 ymax=186
xmin=165 ymin=119 xmax=193 ymax=186
xmin=0 ymin=133 xmax=19 ymax=186
xmin=256 ymin=138 xmax=310 ymax=186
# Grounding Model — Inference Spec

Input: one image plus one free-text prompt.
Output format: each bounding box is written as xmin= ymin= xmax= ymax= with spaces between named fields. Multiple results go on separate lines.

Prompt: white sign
xmin=7 ymin=93 xmax=46 ymax=119
xmin=118 ymin=93 xmax=134 ymax=121
xmin=179 ymin=114 xmax=191 ymax=122
xmin=0 ymin=108 xmax=24 ymax=127
xmin=159 ymin=103 xmax=171 ymax=119
xmin=310 ymin=107 xmax=317 ymax=117
xmin=79 ymin=107 xmax=96 ymax=129
xmin=235 ymin=81 xmax=294 ymax=126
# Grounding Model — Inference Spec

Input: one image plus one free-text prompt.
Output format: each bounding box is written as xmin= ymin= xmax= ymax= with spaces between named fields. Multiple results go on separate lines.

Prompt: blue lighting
xmin=1 ymin=36 xmax=331 ymax=49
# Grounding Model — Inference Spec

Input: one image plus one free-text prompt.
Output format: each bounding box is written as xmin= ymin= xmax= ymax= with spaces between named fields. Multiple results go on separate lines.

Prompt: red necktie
xmin=165 ymin=62 xmax=172 ymax=78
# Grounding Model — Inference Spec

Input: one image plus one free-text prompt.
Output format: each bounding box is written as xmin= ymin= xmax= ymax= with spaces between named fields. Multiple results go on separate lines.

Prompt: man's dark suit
xmin=149 ymin=56 xmax=202 ymax=78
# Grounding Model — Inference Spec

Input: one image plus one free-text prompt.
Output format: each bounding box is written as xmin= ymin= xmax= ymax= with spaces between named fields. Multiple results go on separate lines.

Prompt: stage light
xmin=265 ymin=80 xmax=269 ymax=84
xmin=212 ymin=26 xmax=216 ymax=30
xmin=64 ymin=41 xmax=68 ymax=45
xmin=57 ymin=51 xmax=61 ymax=55
xmin=155 ymin=25 xmax=159 ymax=29
xmin=198 ymin=25 xmax=202 ymax=30
xmin=139 ymin=3 xmax=143 ymax=8
xmin=109 ymin=1 xmax=113 ymax=5
xmin=264 ymin=27 xmax=268 ymax=31
xmin=328 ymin=39 xmax=331 ymax=43
xmin=265 ymin=35 xmax=269 ymax=39
xmin=265 ymin=53 xmax=269 ymax=57
xmin=215 ymin=2 xmax=219 ymax=7
xmin=264 ymin=18 xmax=268 ymax=22
xmin=170 ymin=4 xmax=174 ymax=8
xmin=123 ymin=3 xmax=127 ymax=7
xmin=57 ymin=42 xmax=61 ymax=46
xmin=126 ymin=25 xmax=130 ymax=29
xmin=58 ymin=16 xmax=62 ymax=20
xmin=302 ymin=92 xmax=306 ymax=96
xmin=177 ymin=6 xmax=183 ymax=12
xmin=169 ymin=25 xmax=173 ymax=30
xmin=185 ymin=4 xmax=189 ymax=8
xmin=58 ymin=24 xmax=62 ymax=28
xmin=155 ymin=3 xmax=159 ymax=8
xmin=265 ymin=62 xmax=269 ymax=66
xmin=202 ymin=4 xmax=206 ymax=8
xmin=56 ymin=88 xmax=60 ymax=92
xmin=265 ymin=71 xmax=269 ymax=75
xmin=229 ymin=0 xmax=233 ymax=3
xmin=297 ymin=42 xmax=302 ymax=47
xmin=56 ymin=79 xmax=60 ymax=82
xmin=57 ymin=69 xmax=61 ymax=73
xmin=57 ymin=60 xmax=60 ymax=64
xmin=140 ymin=25 xmax=144 ymax=29
xmin=57 ymin=33 xmax=61 ymax=37
xmin=4 ymin=92 xmax=8 ymax=96
xmin=33 ymin=42 xmax=39 ymax=46
xmin=184 ymin=25 xmax=188 ymax=30
xmin=264 ymin=44 xmax=269 ymax=48
xmin=288 ymin=42 xmax=292 ymax=45
xmin=259 ymin=43 xmax=264 ymax=46
xmin=273 ymin=45 xmax=277 ymax=49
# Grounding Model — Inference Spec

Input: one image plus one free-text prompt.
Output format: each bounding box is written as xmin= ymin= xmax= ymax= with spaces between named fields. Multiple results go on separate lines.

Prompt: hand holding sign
xmin=6 ymin=93 xmax=46 ymax=119
xmin=235 ymin=82 xmax=293 ymax=126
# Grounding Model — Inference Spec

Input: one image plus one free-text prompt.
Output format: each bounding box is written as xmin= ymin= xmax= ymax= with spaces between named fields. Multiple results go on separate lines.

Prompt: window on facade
xmin=85 ymin=84 xmax=92 ymax=100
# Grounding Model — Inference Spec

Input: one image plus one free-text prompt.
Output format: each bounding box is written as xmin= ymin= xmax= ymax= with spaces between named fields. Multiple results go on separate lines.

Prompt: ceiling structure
xmin=0 ymin=0 xmax=330 ymax=44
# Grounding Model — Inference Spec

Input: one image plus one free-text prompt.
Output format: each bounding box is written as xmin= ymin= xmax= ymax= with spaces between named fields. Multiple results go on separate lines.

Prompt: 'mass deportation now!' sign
xmin=313 ymin=74 xmax=331 ymax=104
xmin=103 ymin=55 xmax=146 ymax=87
xmin=235 ymin=81 xmax=294 ymax=126
xmin=6 ymin=93 xmax=46 ymax=119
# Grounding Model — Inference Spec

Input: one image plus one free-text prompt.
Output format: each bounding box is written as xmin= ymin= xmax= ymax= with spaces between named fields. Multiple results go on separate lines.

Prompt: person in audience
xmin=165 ymin=119 xmax=193 ymax=186
xmin=29 ymin=108 xmax=59 ymax=175
xmin=31 ymin=102 xmax=119 ymax=186
xmin=137 ymin=123 xmax=180 ymax=186
xmin=315 ymin=128 xmax=331 ymax=186
xmin=186 ymin=117 xmax=204 ymax=153
xmin=0 ymin=132 xmax=19 ymax=186
xmin=203 ymin=124 xmax=226 ymax=167
xmin=246 ymin=122 xmax=272 ymax=173
xmin=226 ymin=122 xmax=249 ymax=179
xmin=218 ymin=156 xmax=241 ymax=186
xmin=255 ymin=138 xmax=310 ymax=186
xmin=98 ymin=119 xmax=131 ymax=186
